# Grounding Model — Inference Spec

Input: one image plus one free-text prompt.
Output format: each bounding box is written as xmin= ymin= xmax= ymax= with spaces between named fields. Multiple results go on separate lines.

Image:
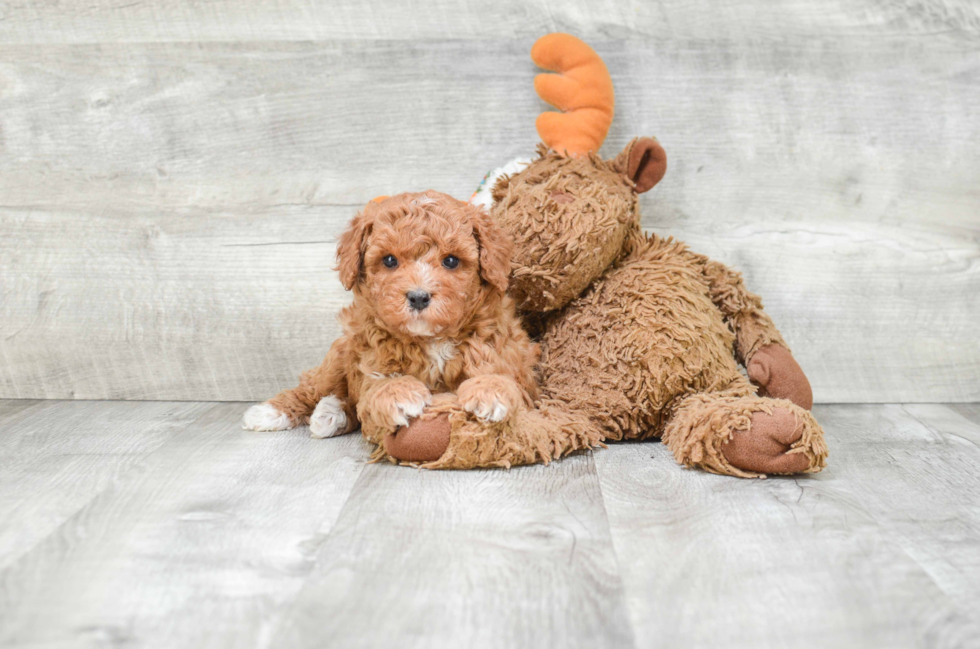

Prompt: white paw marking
xmin=463 ymin=395 xmax=509 ymax=423
xmin=309 ymin=395 xmax=348 ymax=439
xmin=390 ymin=392 xmax=431 ymax=428
xmin=242 ymin=403 xmax=293 ymax=431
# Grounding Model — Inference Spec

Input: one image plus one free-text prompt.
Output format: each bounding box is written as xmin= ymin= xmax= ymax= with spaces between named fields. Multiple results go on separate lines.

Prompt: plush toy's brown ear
xmin=336 ymin=210 xmax=373 ymax=290
xmin=616 ymin=137 xmax=667 ymax=194
xmin=469 ymin=205 xmax=513 ymax=293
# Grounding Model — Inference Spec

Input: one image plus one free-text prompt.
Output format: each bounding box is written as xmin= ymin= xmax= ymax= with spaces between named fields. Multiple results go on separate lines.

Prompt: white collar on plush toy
xmin=468 ymin=157 xmax=531 ymax=210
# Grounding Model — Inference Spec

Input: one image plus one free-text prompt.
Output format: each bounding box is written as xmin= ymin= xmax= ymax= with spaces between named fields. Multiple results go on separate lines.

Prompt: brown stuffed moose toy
xmin=381 ymin=33 xmax=828 ymax=478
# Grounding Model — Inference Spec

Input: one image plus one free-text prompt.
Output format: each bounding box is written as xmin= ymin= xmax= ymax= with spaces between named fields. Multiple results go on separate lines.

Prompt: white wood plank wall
xmin=1 ymin=2 xmax=977 ymax=402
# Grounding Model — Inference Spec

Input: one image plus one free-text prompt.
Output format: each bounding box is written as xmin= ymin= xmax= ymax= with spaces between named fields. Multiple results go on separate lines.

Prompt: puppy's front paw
xmin=370 ymin=378 xmax=432 ymax=430
xmin=310 ymin=395 xmax=349 ymax=439
xmin=242 ymin=403 xmax=294 ymax=431
xmin=458 ymin=375 xmax=522 ymax=423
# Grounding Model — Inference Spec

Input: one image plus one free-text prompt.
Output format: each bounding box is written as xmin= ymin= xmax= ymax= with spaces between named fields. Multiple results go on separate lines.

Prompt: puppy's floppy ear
xmin=336 ymin=209 xmax=373 ymax=290
xmin=469 ymin=205 xmax=513 ymax=293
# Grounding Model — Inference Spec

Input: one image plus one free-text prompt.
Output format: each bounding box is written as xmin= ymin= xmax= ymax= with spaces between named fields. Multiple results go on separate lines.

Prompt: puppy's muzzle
xmin=406 ymin=290 xmax=431 ymax=312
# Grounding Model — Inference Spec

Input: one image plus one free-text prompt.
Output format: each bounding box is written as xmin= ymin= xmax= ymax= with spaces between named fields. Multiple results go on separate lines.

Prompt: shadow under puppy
xmin=242 ymin=190 xmax=542 ymax=461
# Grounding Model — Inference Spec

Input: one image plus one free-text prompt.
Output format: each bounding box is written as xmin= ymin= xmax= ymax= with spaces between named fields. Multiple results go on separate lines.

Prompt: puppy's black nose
xmin=406 ymin=290 xmax=431 ymax=311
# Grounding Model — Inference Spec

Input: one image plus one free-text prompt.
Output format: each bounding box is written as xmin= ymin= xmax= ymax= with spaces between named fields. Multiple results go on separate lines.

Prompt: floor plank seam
xmin=590 ymin=448 xmax=643 ymax=649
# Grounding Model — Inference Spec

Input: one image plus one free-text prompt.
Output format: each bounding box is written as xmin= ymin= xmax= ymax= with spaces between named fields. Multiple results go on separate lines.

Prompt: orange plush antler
xmin=531 ymin=33 xmax=615 ymax=157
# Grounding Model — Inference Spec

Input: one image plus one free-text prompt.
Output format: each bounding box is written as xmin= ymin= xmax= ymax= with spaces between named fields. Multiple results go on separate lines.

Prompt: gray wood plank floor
xmin=1 ymin=401 xmax=979 ymax=648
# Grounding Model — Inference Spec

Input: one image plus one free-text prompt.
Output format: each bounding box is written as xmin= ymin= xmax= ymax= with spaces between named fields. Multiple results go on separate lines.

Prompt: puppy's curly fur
xmin=242 ymin=190 xmax=539 ymax=445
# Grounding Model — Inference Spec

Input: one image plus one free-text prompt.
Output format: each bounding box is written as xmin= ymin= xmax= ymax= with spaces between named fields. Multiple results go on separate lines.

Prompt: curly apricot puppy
xmin=242 ymin=191 xmax=539 ymax=451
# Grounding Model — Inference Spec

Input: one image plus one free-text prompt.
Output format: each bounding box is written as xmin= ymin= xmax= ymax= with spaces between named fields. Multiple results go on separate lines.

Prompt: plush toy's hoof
xmin=384 ymin=414 xmax=451 ymax=463
xmin=748 ymin=344 xmax=814 ymax=410
xmin=721 ymin=407 xmax=811 ymax=475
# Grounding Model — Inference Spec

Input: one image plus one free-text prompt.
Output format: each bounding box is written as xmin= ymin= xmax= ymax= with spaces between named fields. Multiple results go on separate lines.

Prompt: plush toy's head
xmin=489 ymin=34 xmax=667 ymax=312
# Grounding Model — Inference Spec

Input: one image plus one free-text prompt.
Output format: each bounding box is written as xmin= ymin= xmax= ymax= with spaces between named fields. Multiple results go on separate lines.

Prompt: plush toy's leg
xmin=377 ymin=394 xmax=603 ymax=469
xmin=661 ymin=385 xmax=828 ymax=479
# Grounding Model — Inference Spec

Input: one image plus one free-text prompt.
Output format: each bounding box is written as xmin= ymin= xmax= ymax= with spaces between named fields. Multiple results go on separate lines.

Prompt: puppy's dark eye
xmin=442 ymin=255 xmax=460 ymax=269
xmin=382 ymin=255 xmax=398 ymax=268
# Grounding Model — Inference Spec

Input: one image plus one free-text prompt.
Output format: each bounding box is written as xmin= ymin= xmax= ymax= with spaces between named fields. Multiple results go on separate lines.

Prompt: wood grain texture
xmin=950 ymin=402 xmax=980 ymax=427
xmin=1 ymin=29 xmax=978 ymax=402
xmin=270 ymin=452 xmax=633 ymax=649
xmin=593 ymin=403 xmax=980 ymax=648
xmin=0 ymin=0 xmax=977 ymax=43
xmin=0 ymin=206 xmax=352 ymax=400
xmin=1 ymin=400 xmax=979 ymax=647
xmin=0 ymin=399 xmax=211 ymax=568
xmin=0 ymin=402 xmax=371 ymax=648
xmin=0 ymin=399 xmax=43 ymax=422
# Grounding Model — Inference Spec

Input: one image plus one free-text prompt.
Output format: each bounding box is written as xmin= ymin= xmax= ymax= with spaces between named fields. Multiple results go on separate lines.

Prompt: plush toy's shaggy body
xmin=530 ymin=192 xmax=826 ymax=478
xmin=381 ymin=34 xmax=828 ymax=477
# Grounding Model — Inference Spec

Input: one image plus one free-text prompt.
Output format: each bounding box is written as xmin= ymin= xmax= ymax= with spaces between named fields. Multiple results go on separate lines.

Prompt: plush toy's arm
xmin=701 ymin=259 xmax=814 ymax=410
xmin=701 ymin=259 xmax=787 ymax=364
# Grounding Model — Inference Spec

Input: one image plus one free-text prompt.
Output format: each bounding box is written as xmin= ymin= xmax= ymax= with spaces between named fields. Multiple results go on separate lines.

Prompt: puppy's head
xmin=336 ymin=190 xmax=512 ymax=338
